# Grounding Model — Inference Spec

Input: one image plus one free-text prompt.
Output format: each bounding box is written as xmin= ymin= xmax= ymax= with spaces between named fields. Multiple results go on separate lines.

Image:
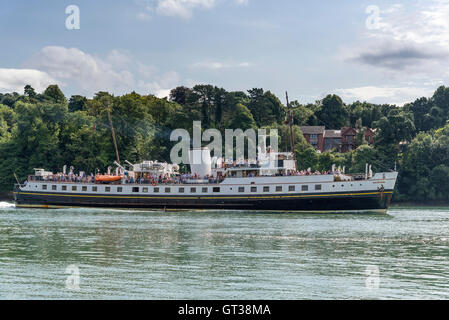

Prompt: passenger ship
xmin=13 ymin=148 xmax=397 ymax=213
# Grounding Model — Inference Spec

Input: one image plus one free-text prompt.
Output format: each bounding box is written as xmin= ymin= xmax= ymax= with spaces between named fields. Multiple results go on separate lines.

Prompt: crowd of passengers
xmin=132 ymin=173 xmax=221 ymax=185
xmin=28 ymin=164 xmax=339 ymax=186
xmin=28 ymin=172 xmax=223 ymax=185
xmin=29 ymin=172 xmax=95 ymax=183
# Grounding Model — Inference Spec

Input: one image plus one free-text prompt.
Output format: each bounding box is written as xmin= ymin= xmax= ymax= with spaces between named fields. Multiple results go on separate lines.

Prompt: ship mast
xmin=106 ymin=101 xmax=120 ymax=165
xmin=285 ymin=92 xmax=298 ymax=172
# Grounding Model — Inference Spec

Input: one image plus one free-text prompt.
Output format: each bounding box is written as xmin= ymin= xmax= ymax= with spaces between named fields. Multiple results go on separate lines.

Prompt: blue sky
xmin=1 ymin=0 xmax=448 ymax=105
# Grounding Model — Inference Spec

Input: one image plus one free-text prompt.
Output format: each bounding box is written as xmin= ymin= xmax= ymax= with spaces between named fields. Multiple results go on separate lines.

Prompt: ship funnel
xmin=189 ymin=147 xmax=212 ymax=178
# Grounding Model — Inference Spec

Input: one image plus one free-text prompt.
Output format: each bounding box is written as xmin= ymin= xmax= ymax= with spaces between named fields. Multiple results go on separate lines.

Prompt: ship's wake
xmin=0 ymin=202 xmax=15 ymax=208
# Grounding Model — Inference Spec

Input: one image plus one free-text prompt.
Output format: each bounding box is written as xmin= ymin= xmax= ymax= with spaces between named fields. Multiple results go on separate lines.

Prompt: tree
xmin=68 ymin=95 xmax=88 ymax=112
xmin=349 ymin=144 xmax=377 ymax=173
xmin=247 ymin=88 xmax=285 ymax=126
xmin=317 ymin=151 xmax=347 ymax=172
xmin=430 ymin=165 xmax=449 ymax=198
xmin=297 ymin=147 xmax=319 ymax=171
xmin=5 ymin=101 xmax=66 ymax=175
xmin=432 ymin=86 xmax=449 ymax=117
xmin=348 ymin=101 xmax=383 ymax=128
xmin=404 ymin=97 xmax=445 ymax=132
xmin=169 ymin=86 xmax=191 ymax=105
xmin=373 ymin=108 xmax=415 ymax=147
xmin=0 ymin=92 xmax=20 ymax=108
xmin=398 ymin=122 xmax=449 ymax=201
xmin=316 ymin=94 xmax=349 ymax=129
xmin=43 ymin=85 xmax=67 ymax=104
xmin=226 ymin=104 xmax=256 ymax=130
xmin=24 ymin=85 xmax=37 ymax=98
xmin=291 ymin=101 xmax=317 ymax=126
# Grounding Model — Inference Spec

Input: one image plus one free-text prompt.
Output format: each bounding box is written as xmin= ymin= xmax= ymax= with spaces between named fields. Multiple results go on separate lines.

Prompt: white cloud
xmin=335 ymin=86 xmax=435 ymax=106
xmin=338 ymin=0 xmax=449 ymax=105
xmin=137 ymin=0 xmax=247 ymax=20
xmin=106 ymin=49 xmax=133 ymax=69
xmin=26 ymin=46 xmax=135 ymax=95
xmin=191 ymin=61 xmax=252 ymax=69
xmin=138 ymin=70 xmax=180 ymax=98
xmin=156 ymin=0 xmax=215 ymax=19
xmin=376 ymin=1 xmax=449 ymax=48
xmin=0 ymin=68 xmax=56 ymax=93
xmin=14 ymin=46 xmax=182 ymax=97
xmin=343 ymin=0 xmax=449 ymax=75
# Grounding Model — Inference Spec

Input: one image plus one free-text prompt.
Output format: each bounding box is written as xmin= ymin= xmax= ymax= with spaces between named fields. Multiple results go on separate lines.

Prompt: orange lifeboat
xmin=95 ymin=175 xmax=122 ymax=182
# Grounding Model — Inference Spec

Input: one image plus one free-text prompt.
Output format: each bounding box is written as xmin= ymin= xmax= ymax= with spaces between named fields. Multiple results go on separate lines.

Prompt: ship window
xmin=302 ymin=185 xmax=308 ymax=191
xmin=72 ymin=186 xmax=77 ymax=191
xmin=117 ymin=187 xmax=123 ymax=192
xmin=213 ymin=187 xmax=220 ymax=193
xmin=92 ymin=186 xmax=97 ymax=192
xmin=52 ymin=185 xmax=57 ymax=191
xmin=315 ymin=184 xmax=322 ymax=191
xmin=62 ymin=186 xmax=67 ymax=191
xmin=154 ymin=187 xmax=159 ymax=193
xmin=82 ymin=186 xmax=87 ymax=192
xmin=190 ymin=187 xmax=196 ymax=193
xmin=202 ymin=187 xmax=208 ymax=193
xmin=275 ymin=186 xmax=282 ymax=192
xmin=42 ymin=185 xmax=47 ymax=190
xmin=142 ymin=187 xmax=148 ymax=193
xmin=289 ymin=186 xmax=295 ymax=192
xmin=179 ymin=187 xmax=185 ymax=193
xmin=251 ymin=187 xmax=257 ymax=192
xmin=105 ymin=187 xmax=111 ymax=192
xmin=165 ymin=187 xmax=170 ymax=193
xmin=238 ymin=187 xmax=245 ymax=192
xmin=263 ymin=186 xmax=270 ymax=192
xmin=132 ymin=187 xmax=139 ymax=193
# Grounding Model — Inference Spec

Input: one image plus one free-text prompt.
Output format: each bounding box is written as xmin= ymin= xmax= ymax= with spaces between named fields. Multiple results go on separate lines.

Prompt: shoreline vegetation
xmin=1 ymin=84 xmax=449 ymax=203
xmin=0 ymin=192 xmax=12 ymax=201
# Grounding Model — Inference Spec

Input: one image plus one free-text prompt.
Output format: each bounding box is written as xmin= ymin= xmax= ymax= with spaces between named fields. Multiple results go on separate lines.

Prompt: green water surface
xmin=0 ymin=202 xmax=448 ymax=299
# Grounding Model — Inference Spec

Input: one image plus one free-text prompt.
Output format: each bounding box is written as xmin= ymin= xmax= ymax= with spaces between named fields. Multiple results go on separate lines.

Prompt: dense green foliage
xmin=1 ymin=83 xmax=449 ymax=202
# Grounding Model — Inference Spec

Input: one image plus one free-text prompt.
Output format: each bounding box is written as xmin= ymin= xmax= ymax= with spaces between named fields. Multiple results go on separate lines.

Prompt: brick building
xmin=299 ymin=126 xmax=325 ymax=151
xmin=300 ymin=126 xmax=374 ymax=153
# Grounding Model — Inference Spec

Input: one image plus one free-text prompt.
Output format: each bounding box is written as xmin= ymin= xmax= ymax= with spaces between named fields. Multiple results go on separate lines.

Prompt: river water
xmin=0 ymin=201 xmax=448 ymax=299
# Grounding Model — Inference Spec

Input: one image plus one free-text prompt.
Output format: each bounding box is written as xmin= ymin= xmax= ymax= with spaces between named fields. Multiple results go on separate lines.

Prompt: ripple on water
xmin=0 ymin=207 xmax=449 ymax=299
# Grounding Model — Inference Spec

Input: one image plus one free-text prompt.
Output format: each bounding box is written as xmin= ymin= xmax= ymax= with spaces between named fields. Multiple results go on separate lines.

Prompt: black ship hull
xmin=13 ymin=187 xmax=393 ymax=213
